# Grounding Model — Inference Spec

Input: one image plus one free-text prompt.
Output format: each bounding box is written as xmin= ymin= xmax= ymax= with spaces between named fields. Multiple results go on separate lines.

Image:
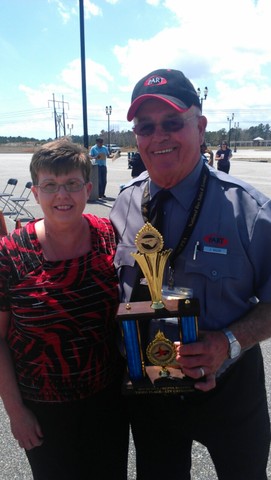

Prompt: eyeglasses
xmin=36 ymin=179 xmax=86 ymax=194
xmin=133 ymin=115 xmax=197 ymax=137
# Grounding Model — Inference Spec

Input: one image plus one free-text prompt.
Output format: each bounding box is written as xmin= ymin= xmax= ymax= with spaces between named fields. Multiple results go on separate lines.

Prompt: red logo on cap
xmin=144 ymin=76 xmax=168 ymax=87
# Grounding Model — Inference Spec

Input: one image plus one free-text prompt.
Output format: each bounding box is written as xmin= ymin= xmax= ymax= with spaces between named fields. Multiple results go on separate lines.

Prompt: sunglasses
xmin=37 ymin=179 xmax=86 ymax=194
xmin=133 ymin=115 xmax=197 ymax=137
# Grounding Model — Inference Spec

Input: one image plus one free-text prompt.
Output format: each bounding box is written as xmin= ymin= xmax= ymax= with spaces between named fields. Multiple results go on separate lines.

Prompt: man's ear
xmin=198 ymin=115 xmax=208 ymax=144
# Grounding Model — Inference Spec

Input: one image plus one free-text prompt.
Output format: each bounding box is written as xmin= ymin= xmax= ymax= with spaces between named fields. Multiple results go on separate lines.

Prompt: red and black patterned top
xmin=0 ymin=214 xmax=121 ymax=403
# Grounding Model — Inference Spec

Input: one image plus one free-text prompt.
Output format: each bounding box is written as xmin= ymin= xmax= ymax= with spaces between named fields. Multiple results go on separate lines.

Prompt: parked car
xmin=106 ymin=144 xmax=121 ymax=154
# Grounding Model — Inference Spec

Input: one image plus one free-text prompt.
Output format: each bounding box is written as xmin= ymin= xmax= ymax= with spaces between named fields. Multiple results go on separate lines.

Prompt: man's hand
xmin=175 ymin=330 xmax=229 ymax=391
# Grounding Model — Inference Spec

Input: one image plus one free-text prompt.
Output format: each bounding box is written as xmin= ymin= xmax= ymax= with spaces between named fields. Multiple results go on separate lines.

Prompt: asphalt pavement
xmin=0 ymin=150 xmax=271 ymax=479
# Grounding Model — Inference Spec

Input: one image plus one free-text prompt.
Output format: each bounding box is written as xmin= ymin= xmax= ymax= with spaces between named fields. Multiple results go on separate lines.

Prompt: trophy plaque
xmin=117 ymin=223 xmax=201 ymax=395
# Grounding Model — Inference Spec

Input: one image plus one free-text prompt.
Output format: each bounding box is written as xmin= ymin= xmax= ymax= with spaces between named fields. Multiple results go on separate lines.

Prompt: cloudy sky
xmin=0 ymin=0 xmax=271 ymax=140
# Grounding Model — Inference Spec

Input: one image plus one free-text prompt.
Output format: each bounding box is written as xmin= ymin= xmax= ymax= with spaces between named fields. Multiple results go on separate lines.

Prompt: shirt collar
xmin=149 ymin=157 xmax=204 ymax=210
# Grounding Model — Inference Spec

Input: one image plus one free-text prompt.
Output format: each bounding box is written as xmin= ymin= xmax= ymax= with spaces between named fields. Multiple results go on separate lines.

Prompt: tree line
xmin=69 ymin=123 xmax=271 ymax=149
xmin=1 ymin=122 xmax=270 ymax=149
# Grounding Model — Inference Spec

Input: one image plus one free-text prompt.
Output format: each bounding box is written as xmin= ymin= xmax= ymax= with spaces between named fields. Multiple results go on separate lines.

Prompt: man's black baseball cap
xmin=127 ymin=68 xmax=201 ymax=121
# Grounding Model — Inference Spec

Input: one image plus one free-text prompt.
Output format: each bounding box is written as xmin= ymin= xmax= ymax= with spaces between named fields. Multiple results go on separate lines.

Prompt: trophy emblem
xmin=146 ymin=330 xmax=176 ymax=378
xmin=117 ymin=223 xmax=201 ymax=394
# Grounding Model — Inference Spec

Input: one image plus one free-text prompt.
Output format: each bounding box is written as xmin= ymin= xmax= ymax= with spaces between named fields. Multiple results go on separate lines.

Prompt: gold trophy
xmin=117 ymin=223 xmax=200 ymax=394
xmin=131 ymin=222 xmax=172 ymax=309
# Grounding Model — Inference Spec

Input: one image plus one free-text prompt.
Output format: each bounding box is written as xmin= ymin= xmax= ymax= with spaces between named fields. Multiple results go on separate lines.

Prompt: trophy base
xmin=122 ymin=367 xmax=203 ymax=395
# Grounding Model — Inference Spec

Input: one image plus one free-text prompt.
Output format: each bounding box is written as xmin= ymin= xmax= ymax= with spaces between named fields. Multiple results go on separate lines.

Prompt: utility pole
xmin=57 ymin=114 xmax=62 ymax=138
xmin=48 ymin=94 xmax=69 ymax=138
xmin=51 ymin=93 xmax=57 ymax=139
xmin=62 ymin=95 xmax=66 ymax=136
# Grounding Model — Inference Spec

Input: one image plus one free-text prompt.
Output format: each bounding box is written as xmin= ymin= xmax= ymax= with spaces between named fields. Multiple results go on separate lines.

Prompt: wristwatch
xmin=222 ymin=329 xmax=241 ymax=359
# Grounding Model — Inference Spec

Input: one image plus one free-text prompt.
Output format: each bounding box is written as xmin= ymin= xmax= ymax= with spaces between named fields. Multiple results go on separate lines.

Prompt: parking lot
xmin=0 ymin=150 xmax=271 ymax=479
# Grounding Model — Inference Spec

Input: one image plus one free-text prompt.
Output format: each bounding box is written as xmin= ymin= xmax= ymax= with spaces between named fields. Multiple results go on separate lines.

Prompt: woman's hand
xmin=9 ymin=404 xmax=44 ymax=450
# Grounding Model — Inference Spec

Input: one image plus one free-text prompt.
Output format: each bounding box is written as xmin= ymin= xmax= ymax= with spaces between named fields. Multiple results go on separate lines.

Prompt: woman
xmin=0 ymin=139 xmax=128 ymax=480
xmin=215 ymin=141 xmax=232 ymax=173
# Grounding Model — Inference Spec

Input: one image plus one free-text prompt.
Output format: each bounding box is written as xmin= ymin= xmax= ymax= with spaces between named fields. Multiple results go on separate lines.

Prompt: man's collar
xmin=149 ymin=158 xmax=204 ymax=210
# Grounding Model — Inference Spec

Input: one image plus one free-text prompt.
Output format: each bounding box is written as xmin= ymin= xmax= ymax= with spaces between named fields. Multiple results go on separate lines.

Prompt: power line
xmin=0 ymin=108 xmax=48 ymax=120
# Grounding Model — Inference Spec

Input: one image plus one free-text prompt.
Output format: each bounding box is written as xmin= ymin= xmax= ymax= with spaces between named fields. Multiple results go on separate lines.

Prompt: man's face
xmin=134 ymin=99 xmax=207 ymax=188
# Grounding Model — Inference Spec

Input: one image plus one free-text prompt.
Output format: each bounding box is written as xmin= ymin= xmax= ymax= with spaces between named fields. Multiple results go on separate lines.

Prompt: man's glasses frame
xmin=133 ymin=115 xmax=198 ymax=137
xmin=36 ymin=179 xmax=87 ymax=194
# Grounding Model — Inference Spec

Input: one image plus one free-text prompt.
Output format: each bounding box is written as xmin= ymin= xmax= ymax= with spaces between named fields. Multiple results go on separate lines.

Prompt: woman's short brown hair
xmin=30 ymin=138 xmax=92 ymax=185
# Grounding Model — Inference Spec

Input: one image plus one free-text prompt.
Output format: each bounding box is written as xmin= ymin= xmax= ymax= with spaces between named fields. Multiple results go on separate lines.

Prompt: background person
xmin=129 ymin=149 xmax=146 ymax=178
xmin=0 ymin=138 xmax=128 ymax=480
xmin=110 ymin=68 xmax=271 ymax=480
xmin=89 ymin=137 xmax=109 ymax=198
xmin=200 ymin=142 xmax=214 ymax=166
xmin=215 ymin=141 xmax=232 ymax=173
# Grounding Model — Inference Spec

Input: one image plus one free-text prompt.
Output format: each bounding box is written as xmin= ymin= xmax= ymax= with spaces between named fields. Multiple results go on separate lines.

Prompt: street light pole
xmin=79 ymin=0 xmax=89 ymax=149
xmin=234 ymin=121 xmax=239 ymax=152
xmin=105 ymin=106 xmax=112 ymax=152
xmin=197 ymin=86 xmax=208 ymax=111
xmin=227 ymin=113 xmax=234 ymax=147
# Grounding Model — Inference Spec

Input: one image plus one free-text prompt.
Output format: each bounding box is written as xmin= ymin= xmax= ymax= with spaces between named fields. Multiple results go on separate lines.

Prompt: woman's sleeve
xmin=0 ymin=240 xmax=12 ymax=311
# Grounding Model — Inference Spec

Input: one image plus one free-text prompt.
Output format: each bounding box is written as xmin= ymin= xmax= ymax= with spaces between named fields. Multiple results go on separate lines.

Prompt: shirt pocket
xmin=185 ymin=250 xmax=242 ymax=282
xmin=184 ymin=251 xmax=245 ymax=321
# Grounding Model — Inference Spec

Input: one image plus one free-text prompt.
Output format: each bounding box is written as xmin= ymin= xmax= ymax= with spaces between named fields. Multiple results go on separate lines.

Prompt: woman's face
xmin=32 ymin=169 xmax=92 ymax=226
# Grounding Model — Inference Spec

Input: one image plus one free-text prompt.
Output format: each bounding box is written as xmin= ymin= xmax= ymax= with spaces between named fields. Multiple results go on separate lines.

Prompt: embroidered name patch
xmin=203 ymin=233 xmax=228 ymax=255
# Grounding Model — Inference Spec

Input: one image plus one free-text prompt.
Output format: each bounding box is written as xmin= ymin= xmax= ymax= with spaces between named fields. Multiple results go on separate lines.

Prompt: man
xmin=129 ymin=150 xmax=146 ymax=178
xmin=200 ymin=142 xmax=214 ymax=166
xmin=215 ymin=141 xmax=232 ymax=173
xmin=110 ymin=68 xmax=271 ymax=480
xmin=89 ymin=137 xmax=109 ymax=198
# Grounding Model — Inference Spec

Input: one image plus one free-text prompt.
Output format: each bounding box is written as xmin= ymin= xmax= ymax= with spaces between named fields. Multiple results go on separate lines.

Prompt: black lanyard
xmin=141 ymin=163 xmax=210 ymax=288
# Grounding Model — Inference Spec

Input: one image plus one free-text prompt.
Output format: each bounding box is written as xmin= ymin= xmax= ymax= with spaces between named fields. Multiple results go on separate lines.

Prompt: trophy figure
xmin=131 ymin=223 xmax=172 ymax=309
xmin=117 ymin=223 xmax=200 ymax=394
